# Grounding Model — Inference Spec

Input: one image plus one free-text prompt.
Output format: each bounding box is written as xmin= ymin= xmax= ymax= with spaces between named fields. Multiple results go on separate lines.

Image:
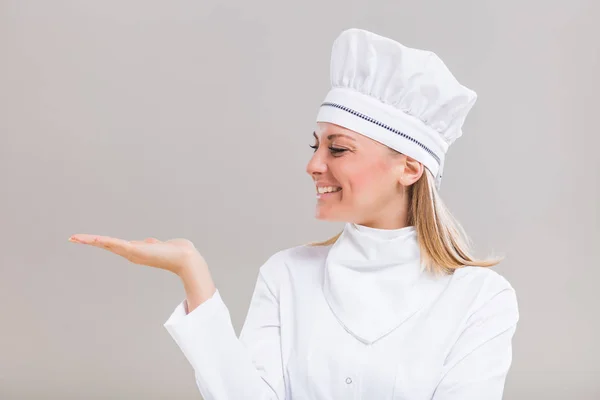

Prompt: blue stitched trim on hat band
xmin=320 ymin=102 xmax=441 ymax=165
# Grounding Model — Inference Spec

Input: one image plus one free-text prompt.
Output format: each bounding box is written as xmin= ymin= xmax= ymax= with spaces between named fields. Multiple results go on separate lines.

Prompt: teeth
xmin=317 ymin=186 xmax=342 ymax=194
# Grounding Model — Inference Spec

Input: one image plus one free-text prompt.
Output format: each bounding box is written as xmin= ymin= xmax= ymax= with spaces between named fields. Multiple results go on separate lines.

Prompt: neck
xmin=352 ymin=199 xmax=410 ymax=230
xmin=352 ymin=217 xmax=410 ymax=230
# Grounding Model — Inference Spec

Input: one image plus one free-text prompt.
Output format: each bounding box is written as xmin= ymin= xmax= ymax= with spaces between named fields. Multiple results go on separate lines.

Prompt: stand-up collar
xmin=323 ymin=222 xmax=441 ymax=344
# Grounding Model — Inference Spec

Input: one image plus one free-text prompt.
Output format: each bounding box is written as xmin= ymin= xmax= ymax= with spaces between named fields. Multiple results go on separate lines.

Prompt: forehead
xmin=315 ymin=122 xmax=361 ymax=141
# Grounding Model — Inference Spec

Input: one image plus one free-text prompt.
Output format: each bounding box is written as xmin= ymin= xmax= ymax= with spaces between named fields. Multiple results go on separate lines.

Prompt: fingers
xmin=129 ymin=238 xmax=161 ymax=245
xmin=69 ymin=234 xmax=131 ymax=259
xmin=68 ymin=234 xmax=193 ymax=271
xmin=69 ymin=234 xmax=163 ymax=260
xmin=69 ymin=234 xmax=132 ymax=257
xmin=69 ymin=235 xmax=159 ymax=245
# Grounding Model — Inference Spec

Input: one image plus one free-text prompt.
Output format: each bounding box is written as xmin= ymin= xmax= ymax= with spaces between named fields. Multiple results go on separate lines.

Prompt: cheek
xmin=348 ymin=171 xmax=373 ymax=192
xmin=345 ymin=162 xmax=391 ymax=195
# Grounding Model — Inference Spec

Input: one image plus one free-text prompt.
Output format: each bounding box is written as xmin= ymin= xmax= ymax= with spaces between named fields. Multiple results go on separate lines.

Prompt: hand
xmin=68 ymin=234 xmax=205 ymax=277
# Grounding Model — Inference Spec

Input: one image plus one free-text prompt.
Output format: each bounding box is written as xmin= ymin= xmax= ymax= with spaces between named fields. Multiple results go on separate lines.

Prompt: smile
xmin=317 ymin=186 xmax=342 ymax=194
xmin=316 ymin=188 xmax=342 ymax=199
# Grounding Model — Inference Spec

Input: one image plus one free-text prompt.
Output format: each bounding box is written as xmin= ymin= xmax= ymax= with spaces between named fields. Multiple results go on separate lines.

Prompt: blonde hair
xmin=306 ymin=168 xmax=503 ymax=276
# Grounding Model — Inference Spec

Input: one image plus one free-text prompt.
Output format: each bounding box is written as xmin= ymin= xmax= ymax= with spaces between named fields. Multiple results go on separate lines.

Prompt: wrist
xmin=178 ymin=258 xmax=216 ymax=305
xmin=177 ymin=251 xmax=207 ymax=277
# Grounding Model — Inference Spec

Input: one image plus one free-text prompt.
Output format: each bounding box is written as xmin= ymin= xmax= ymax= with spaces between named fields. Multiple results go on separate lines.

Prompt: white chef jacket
xmin=163 ymin=222 xmax=519 ymax=400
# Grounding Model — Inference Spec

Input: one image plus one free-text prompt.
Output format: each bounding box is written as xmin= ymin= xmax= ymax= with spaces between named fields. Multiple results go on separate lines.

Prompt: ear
xmin=399 ymin=155 xmax=424 ymax=186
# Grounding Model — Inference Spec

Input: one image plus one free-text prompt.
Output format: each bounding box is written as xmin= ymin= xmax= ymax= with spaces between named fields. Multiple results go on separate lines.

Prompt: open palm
xmin=68 ymin=234 xmax=203 ymax=275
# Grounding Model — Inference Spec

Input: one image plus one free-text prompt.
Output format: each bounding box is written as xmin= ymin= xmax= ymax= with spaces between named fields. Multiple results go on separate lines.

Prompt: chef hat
xmin=316 ymin=28 xmax=478 ymax=190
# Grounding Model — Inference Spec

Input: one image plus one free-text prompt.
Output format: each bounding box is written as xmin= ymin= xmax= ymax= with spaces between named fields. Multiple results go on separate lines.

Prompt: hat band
xmin=316 ymin=88 xmax=446 ymax=181
xmin=321 ymin=102 xmax=441 ymax=165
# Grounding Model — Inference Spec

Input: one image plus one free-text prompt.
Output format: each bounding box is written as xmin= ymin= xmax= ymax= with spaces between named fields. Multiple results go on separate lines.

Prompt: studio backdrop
xmin=1 ymin=1 xmax=598 ymax=399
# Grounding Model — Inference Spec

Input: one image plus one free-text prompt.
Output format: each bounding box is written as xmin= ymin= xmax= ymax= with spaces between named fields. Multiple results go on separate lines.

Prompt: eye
xmin=309 ymin=144 xmax=347 ymax=155
xmin=329 ymin=147 xmax=346 ymax=154
xmin=309 ymin=144 xmax=348 ymax=154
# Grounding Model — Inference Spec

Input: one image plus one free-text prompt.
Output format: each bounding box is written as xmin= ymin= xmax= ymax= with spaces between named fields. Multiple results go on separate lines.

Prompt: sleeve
xmin=432 ymin=285 xmax=519 ymax=400
xmin=163 ymin=254 xmax=285 ymax=400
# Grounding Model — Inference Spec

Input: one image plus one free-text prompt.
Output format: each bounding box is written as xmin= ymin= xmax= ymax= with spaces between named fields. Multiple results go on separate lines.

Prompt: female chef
xmin=69 ymin=28 xmax=519 ymax=400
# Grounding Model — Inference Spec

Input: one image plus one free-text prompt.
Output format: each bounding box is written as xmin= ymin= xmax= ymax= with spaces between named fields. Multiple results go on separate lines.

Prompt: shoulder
xmin=449 ymin=266 xmax=519 ymax=318
xmin=260 ymin=243 xmax=330 ymax=273
xmin=451 ymin=265 xmax=515 ymax=294
xmin=257 ymin=243 xmax=331 ymax=289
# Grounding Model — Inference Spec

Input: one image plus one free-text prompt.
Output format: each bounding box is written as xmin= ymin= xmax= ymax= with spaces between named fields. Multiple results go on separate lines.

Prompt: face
xmin=306 ymin=122 xmax=423 ymax=228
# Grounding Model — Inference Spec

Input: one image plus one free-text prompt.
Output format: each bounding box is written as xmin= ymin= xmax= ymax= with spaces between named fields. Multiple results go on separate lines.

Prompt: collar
xmin=322 ymin=222 xmax=443 ymax=344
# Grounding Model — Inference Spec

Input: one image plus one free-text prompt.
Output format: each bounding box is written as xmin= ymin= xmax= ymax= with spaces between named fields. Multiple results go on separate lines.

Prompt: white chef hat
xmin=316 ymin=28 xmax=478 ymax=190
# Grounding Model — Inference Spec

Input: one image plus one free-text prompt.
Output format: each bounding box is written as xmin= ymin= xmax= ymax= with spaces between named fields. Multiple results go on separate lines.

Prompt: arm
xmin=432 ymin=286 xmax=519 ymax=400
xmin=163 ymin=253 xmax=285 ymax=400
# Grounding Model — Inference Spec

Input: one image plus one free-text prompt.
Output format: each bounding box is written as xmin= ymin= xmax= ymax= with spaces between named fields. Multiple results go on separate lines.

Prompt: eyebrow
xmin=313 ymin=131 xmax=356 ymax=141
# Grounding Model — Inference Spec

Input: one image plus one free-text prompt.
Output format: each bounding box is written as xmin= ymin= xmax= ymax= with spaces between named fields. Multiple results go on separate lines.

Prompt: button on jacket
xmin=163 ymin=222 xmax=519 ymax=399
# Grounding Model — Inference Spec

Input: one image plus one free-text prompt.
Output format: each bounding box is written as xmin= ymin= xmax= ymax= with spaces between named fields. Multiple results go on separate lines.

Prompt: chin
xmin=315 ymin=207 xmax=345 ymax=222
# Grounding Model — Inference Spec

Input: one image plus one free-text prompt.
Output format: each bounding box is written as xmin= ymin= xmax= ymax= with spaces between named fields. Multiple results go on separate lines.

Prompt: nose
xmin=306 ymin=147 xmax=327 ymax=178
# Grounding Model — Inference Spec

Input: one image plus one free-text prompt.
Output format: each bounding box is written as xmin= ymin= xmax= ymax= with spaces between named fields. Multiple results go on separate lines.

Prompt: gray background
xmin=1 ymin=0 xmax=598 ymax=399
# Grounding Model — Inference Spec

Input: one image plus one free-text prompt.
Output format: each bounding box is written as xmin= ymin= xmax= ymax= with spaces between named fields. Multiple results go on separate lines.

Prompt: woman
xmin=69 ymin=28 xmax=519 ymax=399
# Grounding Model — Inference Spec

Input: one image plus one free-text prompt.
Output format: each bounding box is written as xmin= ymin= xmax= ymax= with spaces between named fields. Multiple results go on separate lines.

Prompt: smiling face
xmin=306 ymin=122 xmax=424 ymax=228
